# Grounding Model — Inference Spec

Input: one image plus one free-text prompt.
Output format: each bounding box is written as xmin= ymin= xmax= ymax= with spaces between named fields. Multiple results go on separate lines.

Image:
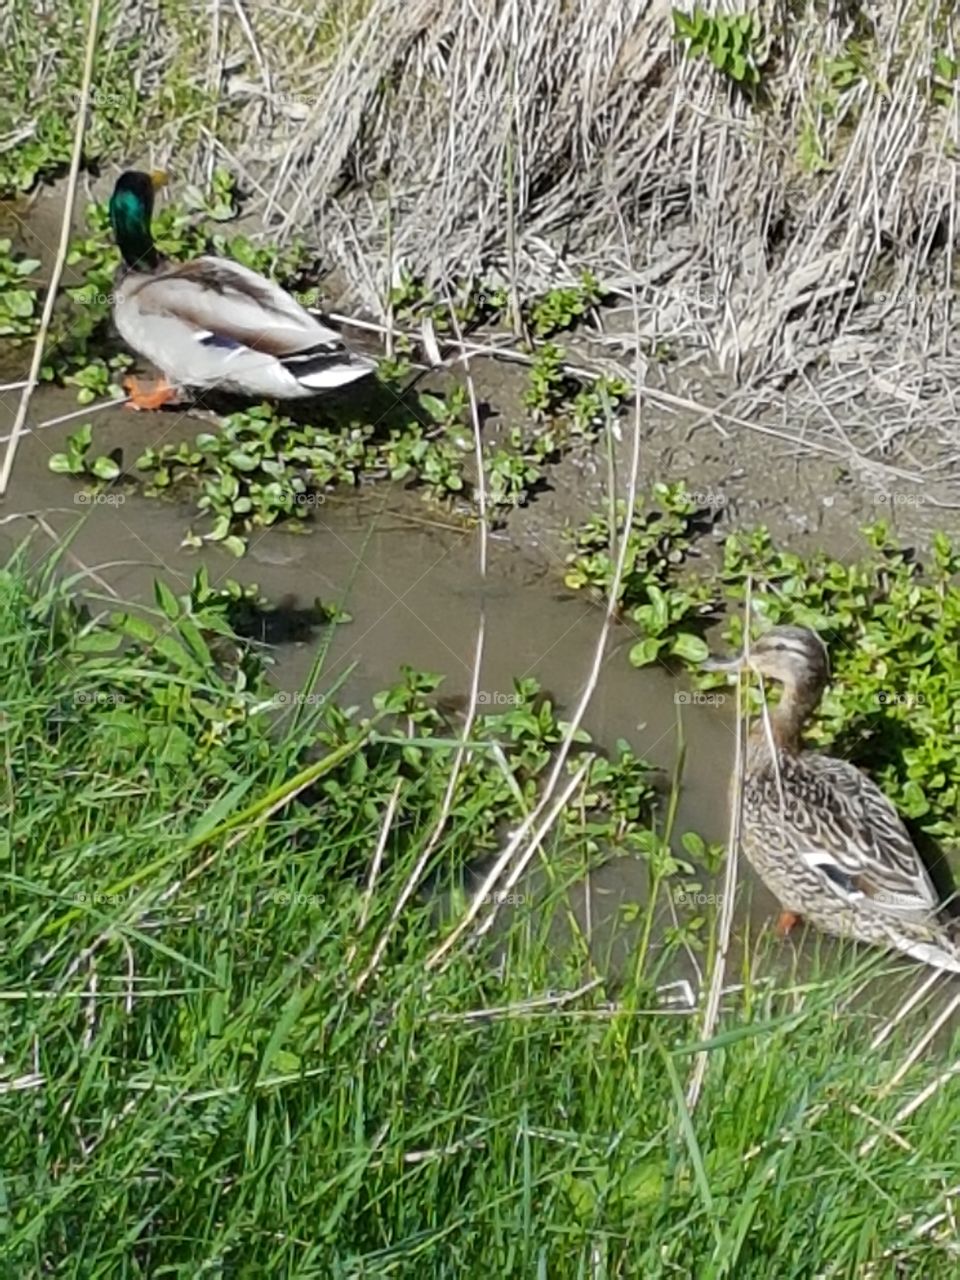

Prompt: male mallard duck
xmin=108 ymin=171 xmax=375 ymax=409
xmin=702 ymin=625 xmax=960 ymax=974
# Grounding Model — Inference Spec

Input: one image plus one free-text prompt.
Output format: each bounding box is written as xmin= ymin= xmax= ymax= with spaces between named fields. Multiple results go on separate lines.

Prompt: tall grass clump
xmin=1 ymin=545 xmax=959 ymax=1274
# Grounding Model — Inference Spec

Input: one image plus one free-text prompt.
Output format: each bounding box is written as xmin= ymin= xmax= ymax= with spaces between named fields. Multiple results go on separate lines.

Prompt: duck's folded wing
xmin=797 ymin=753 xmax=940 ymax=917
xmin=132 ymin=257 xmax=346 ymax=357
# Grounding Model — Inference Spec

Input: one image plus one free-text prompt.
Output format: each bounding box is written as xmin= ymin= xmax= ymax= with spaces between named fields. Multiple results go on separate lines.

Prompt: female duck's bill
xmin=699 ymin=627 xmax=832 ymax=681
xmin=700 ymin=649 xmax=744 ymax=674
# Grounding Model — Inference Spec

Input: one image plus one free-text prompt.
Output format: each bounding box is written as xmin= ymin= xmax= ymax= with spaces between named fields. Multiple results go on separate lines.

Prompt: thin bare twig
xmin=0 ymin=0 xmax=103 ymax=497
xmin=685 ymin=580 xmax=750 ymax=1110
xmin=356 ymin=294 xmax=490 ymax=989
xmin=426 ymin=192 xmax=648 ymax=969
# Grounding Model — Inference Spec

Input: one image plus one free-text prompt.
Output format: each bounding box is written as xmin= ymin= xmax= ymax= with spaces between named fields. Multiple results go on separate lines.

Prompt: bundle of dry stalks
xmin=198 ymin=2 xmax=959 ymax=369
xmin=7 ymin=1 xmax=960 ymax=479
xmin=214 ymin=1 xmax=960 ymax=477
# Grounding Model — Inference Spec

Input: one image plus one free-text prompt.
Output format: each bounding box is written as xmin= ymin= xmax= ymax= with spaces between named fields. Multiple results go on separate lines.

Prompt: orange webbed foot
xmin=122 ymin=375 xmax=180 ymax=410
xmin=775 ymin=910 xmax=802 ymax=938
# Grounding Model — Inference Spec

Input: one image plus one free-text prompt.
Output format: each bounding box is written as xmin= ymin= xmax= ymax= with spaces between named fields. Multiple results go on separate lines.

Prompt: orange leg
xmin=775 ymin=909 xmax=802 ymax=937
xmin=122 ymin=375 xmax=180 ymax=410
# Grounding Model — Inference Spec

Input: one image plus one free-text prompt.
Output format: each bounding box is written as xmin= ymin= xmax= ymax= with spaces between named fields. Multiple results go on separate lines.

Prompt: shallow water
xmin=2 ymin=382 xmax=958 ymax=1020
xmin=0 ymin=390 xmax=735 ymax=862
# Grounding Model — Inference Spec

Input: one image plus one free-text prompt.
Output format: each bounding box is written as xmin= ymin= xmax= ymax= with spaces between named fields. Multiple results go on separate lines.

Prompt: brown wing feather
xmin=747 ymin=750 xmax=938 ymax=914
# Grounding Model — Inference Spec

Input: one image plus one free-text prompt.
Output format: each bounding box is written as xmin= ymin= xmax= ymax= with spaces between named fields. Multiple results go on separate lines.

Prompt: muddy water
xmin=4 ymin=176 xmax=959 ymax=1010
xmin=0 ymin=387 xmax=754 ymax=950
xmin=3 ymin=384 xmax=956 ymax=1010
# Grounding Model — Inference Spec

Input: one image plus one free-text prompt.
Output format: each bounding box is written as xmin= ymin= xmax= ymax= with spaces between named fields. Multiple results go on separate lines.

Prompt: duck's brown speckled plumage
xmin=704 ymin=625 xmax=960 ymax=973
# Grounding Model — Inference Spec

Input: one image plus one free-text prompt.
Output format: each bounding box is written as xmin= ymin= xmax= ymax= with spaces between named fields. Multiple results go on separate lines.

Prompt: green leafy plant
xmin=136 ymin=393 xmax=472 ymax=554
xmin=63 ymin=355 xmax=132 ymax=405
xmin=930 ymin=50 xmax=959 ymax=107
xmin=376 ymin=352 xmax=415 ymax=381
xmin=486 ymin=432 xmax=545 ymax=518
xmin=48 ymin=424 xmax=121 ymax=481
xmin=138 ymin=406 xmax=355 ymax=556
xmin=569 ymin=375 xmax=631 ymax=438
xmin=523 ymin=342 xmax=575 ymax=416
xmin=564 ymin=483 xmax=715 ymax=667
xmin=0 ymin=238 xmax=41 ymax=336
xmin=188 ymin=568 xmax=274 ymax=616
xmin=187 ymin=566 xmax=350 ymax=642
xmin=522 ymin=350 xmax=630 ymax=441
xmin=797 ymin=114 xmax=831 ymax=174
xmin=672 ymin=8 xmax=765 ymax=90
xmin=387 ymin=269 xmax=507 ymax=339
xmin=823 ymin=40 xmax=879 ymax=96
xmin=368 ymin=668 xmax=671 ymax=860
xmin=184 ymin=167 xmax=241 ymax=222
xmin=526 ymin=272 xmax=604 ymax=338
xmin=416 ymin=387 xmax=468 ymax=431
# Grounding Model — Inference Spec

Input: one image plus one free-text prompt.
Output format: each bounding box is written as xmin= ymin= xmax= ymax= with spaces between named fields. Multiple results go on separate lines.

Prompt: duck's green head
xmin=109 ymin=170 xmax=166 ymax=270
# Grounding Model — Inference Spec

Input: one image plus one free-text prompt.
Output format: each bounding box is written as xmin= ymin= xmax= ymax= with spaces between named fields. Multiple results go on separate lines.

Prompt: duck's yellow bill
xmin=150 ymin=170 xmax=169 ymax=190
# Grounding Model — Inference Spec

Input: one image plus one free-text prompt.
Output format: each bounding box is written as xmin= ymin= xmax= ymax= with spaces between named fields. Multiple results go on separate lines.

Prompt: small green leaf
xmin=620 ymin=1160 xmax=666 ymax=1207
xmin=645 ymin=584 xmax=670 ymax=633
xmin=91 ymin=455 xmax=120 ymax=481
xmin=48 ymin=453 xmax=78 ymax=475
xmin=225 ymin=450 xmax=259 ymax=472
xmin=268 ymin=1049 xmax=302 ymax=1074
xmin=681 ymin=831 xmax=707 ymax=859
xmin=72 ymin=630 xmax=121 ymax=653
xmin=69 ymin=423 xmax=93 ymax=452
xmin=154 ymin=580 xmax=181 ymax=622
xmin=629 ymin=637 xmax=664 ymax=668
xmin=175 ymin=617 xmax=212 ymax=667
xmin=671 ymin=633 xmax=709 ymax=663
xmin=2 ymin=289 xmax=35 ymax=318
xmin=417 ymin=393 xmax=448 ymax=422
xmin=111 ymin=612 xmax=158 ymax=646
xmin=563 ymin=1174 xmax=599 ymax=1221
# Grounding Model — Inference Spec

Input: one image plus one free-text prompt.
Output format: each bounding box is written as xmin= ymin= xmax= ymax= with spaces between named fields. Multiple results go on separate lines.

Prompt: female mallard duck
xmin=702 ymin=625 xmax=960 ymax=973
xmin=108 ymin=171 xmax=375 ymax=409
